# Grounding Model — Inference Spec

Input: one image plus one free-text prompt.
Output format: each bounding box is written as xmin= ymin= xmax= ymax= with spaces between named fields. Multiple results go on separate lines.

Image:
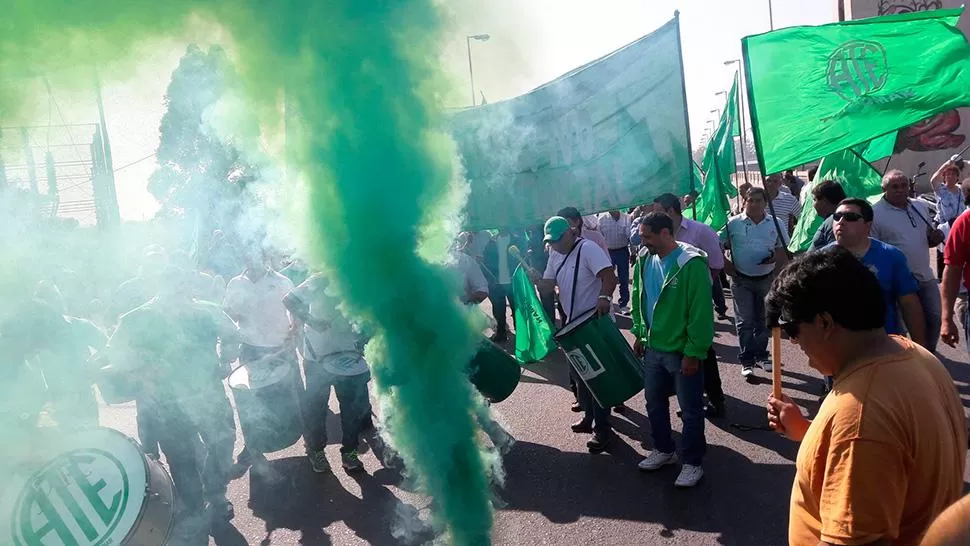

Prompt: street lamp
xmin=768 ymin=0 xmax=775 ymax=30
xmin=466 ymin=34 xmax=491 ymax=106
xmin=710 ymin=108 xmax=721 ymax=121
xmin=723 ymin=60 xmax=752 ymax=204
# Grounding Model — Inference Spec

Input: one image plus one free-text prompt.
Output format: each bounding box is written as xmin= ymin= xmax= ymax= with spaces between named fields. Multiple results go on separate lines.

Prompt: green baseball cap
xmin=543 ymin=216 xmax=570 ymax=242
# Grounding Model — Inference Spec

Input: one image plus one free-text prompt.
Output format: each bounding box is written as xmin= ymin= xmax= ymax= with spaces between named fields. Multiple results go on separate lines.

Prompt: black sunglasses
xmin=778 ymin=319 xmax=801 ymax=340
xmin=832 ymin=211 xmax=865 ymax=222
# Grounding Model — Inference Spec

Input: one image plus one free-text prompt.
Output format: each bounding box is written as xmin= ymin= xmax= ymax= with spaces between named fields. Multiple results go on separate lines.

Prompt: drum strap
xmin=567 ymin=241 xmax=585 ymax=323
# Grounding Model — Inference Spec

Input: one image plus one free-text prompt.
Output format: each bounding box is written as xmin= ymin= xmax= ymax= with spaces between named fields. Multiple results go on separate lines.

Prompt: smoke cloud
xmin=2 ymin=1 xmax=498 ymax=544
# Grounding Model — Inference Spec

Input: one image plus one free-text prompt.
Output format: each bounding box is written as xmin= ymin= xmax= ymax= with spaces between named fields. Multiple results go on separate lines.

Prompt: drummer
xmin=535 ymin=216 xmax=617 ymax=453
xmin=105 ymin=266 xmax=241 ymax=524
xmin=224 ymin=247 xmax=299 ymax=471
xmin=284 ymin=272 xmax=372 ymax=474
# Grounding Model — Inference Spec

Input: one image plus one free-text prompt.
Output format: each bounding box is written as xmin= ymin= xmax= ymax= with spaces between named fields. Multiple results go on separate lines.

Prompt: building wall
xmin=842 ymin=0 xmax=965 ymax=188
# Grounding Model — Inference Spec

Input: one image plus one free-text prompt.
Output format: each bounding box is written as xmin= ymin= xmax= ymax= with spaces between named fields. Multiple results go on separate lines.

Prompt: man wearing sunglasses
xmin=766 ymin=248 xmax=965 ymax=546
xmin=830 ymin=198 xmax=926 ymax=348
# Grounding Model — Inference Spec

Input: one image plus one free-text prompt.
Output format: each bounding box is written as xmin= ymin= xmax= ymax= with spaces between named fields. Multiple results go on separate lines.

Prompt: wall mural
xmin=876 ymin=0 xmax=963 ymax=154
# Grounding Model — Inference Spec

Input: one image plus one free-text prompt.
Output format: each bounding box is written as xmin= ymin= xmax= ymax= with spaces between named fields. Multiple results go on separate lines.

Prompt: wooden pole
xmin=771 ymin=327 xmax=782 ymax=399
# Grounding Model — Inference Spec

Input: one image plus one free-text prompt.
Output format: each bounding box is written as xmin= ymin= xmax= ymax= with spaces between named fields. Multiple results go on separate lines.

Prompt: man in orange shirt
xmin=766 ymin=247 xmax=966 ymax=546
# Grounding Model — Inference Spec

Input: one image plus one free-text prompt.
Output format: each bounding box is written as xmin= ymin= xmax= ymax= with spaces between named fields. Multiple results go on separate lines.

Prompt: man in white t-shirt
xmin=537 ymin=216 xmax=617 ymax=453
xmin=284 ymin=273 xmax=372 ymax=474
xmin=223 ymin=249 xmax=298 ymax=469
xmin=764 ymin=174 xmax=800 ymax=236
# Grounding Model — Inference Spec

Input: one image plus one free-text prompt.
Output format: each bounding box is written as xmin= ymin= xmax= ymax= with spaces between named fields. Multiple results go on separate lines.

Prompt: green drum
xmin=229 ymin=359 xmax=304 ymax=454
xmin=468 ymin=339 xmax=521 ymax=403
xmin=554 ymin=308 xmax=644 ymax=408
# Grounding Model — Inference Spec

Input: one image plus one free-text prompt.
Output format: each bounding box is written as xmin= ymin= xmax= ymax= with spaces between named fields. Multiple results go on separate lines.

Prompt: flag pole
xmin=735 ymin=71 xmax=750 ymax=211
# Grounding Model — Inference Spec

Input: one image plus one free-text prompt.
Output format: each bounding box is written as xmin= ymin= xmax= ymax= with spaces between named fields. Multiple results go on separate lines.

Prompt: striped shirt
xmin=598 ymin=212 xmax=632 ymax=250
xmin=767 ymin=191 xmax=799 ymax=233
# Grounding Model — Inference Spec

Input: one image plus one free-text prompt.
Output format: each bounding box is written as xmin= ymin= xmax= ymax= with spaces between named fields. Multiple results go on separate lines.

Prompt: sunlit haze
xmin=46 ymin=0 xmax=834 ymax=222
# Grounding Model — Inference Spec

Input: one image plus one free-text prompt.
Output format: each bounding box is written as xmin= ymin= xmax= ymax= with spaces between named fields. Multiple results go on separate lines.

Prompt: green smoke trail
xmin=1 ymin=2 xmax=494 ymax=544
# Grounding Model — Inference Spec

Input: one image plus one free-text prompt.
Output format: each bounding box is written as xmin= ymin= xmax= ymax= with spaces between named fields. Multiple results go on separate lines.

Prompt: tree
xmin=148 ymin=45 xmax=250 ymax=233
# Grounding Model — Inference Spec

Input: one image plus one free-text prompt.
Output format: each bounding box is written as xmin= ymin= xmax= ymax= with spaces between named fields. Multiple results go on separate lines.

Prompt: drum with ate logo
xmin=0 ymin=427 xmax=175 ymax=546
xmin=554 ymin=307 xmax=644 ymax=408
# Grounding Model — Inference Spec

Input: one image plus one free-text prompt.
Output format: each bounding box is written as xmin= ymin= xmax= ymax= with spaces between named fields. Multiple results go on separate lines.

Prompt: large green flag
xmin=852 ymin=130 xmax=897 ymax=163
xmin=788 ymin=148 xmax=884 ymax=252
xmin=743 ymin=8 xmax=970 ymax=174
xmin=511 ymin=266 xmax=555 ymax=364
xmin=687 ymin=77 xmax=740 ymax=232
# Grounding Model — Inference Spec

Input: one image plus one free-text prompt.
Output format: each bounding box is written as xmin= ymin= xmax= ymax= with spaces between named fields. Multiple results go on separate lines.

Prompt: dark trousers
xmin=608 ymin=247 xmax=631 ymax=306
xmin=137 ymin=398 xmax=162 ymax=457
xmin=643 ymin=349 xmax=706 ymax=465
xmin=712 ymin=275 xmax=728 ymax=316
xmin=570 ymin=366 xmax=611 ymax=437
xmin=488 ymin=283 xmax=515 ymax=336
xmin=303 ymin=365 xmax=372 ymax=454
xmin=540 ymin=291 xmax=558 ymax=328
xmin=158 ymin=387 xmax=236 ymax=512
xmin=703 ymin=347 xmax=724 ymax=406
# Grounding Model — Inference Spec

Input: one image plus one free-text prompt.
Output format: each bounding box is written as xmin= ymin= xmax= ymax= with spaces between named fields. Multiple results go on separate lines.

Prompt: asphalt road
xmin=96 ymin=289 xmax=970 ymax=546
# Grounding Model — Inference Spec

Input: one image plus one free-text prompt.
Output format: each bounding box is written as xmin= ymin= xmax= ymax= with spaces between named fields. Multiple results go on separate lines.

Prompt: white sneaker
xmin=757 ymin=359 xmax=773 ymax=373
xmin=638 ymin=451 xmax=678 ymax=471
xmin=740 ymin=366 xmax=754 ymax=378
xmin=674 ymin=464 xmax=704 ymax=488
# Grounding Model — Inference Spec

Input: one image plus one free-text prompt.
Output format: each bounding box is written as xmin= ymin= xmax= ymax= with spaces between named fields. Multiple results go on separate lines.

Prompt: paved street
xmin=98 ymin=291 xmax=970 ymax=546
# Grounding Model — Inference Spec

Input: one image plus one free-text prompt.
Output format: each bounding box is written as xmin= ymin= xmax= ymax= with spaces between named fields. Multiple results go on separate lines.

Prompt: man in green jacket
xmin=631 ymin=212 xmax=714 ymax=488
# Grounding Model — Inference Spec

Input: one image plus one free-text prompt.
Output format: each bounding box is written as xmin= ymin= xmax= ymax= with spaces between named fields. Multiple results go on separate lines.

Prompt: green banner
xmin=690 ymin=75 xmax=740 ymax=232
xmin=451 ymin=16 xmax=693 ymax=230
xmin=788 ymin=147 xmax=883 ymax=252
xmin=511 ymin=267 xmax=555 ymax=363
xmin=743 ymin=8 xmax=970 ymax=174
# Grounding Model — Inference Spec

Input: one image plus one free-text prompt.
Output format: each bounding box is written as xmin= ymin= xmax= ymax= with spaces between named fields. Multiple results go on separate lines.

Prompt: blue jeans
xmin=917 ymin=279 xmax=941 ymax=354
xmin=731 ymin=274 xmax=773 ymax=365
xmin=304 ymin=365 xmax=372 ymax=454
xmin=643 ymin=350 xmax=706 ymax=465
xmin=608 ymin=247 xmax=631 ymax=306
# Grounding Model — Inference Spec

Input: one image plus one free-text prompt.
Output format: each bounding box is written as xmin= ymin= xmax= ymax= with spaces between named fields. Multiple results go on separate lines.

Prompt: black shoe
xmin=571 ymin=420 xmax=593 ymax=434
xmin=570 ymin=402 xmax=583 ymax=413
xmin=206 ymin=499 xmax=235 ymax=522
xmin=612 ymin=404 xmax=627 ymax=414
xmin=716 ymin=311 xmax=729 ymax=320
xmin=587 ymin=434 xmax=611 ymax=453
xmin=705 ymin=402 xmax=726 ymax=418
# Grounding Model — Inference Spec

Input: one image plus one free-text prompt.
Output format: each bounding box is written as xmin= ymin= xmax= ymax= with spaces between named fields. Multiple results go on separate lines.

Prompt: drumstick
xmin=771 ymin=327 xmax=782 ymax=399
xmin=507 ymin=245 xmax=540 ymax=277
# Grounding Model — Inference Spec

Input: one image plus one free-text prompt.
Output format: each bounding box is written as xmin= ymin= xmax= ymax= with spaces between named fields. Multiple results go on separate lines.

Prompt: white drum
xmin=0 ymin=427 xmax=174 ymax=546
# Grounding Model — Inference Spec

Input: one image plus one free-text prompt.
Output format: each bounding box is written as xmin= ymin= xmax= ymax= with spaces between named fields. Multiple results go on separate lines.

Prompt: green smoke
xmin=1 ymin=1 xmax=494 ymax=544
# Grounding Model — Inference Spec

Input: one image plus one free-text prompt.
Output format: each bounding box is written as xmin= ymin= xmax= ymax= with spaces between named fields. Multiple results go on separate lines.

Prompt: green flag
xmin=788 ymin=148 xmax=883 ymax=252
xmin=852 ymin=130 xmax=897 ymax=162
xmin=687 ymin=76 xmax=740 ymax=232
xmin=511 ymin=266 xmax=555 ymax=364
xmin=743 ymin=8 xmax=970 ymax=174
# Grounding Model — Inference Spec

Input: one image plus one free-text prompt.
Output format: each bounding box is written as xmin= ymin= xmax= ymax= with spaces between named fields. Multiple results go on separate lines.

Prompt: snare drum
xmin=0 ymin=427 xmax=175 ymax=545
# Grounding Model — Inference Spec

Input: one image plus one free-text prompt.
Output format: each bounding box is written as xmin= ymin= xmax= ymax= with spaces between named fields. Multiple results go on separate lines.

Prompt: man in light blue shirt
xmin=721 ymin=187 xmax=789 ymax=379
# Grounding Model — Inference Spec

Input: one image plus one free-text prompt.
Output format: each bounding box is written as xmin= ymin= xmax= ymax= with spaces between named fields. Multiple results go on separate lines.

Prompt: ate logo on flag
xmin=827 ymin=40 xmax=888 ymax=101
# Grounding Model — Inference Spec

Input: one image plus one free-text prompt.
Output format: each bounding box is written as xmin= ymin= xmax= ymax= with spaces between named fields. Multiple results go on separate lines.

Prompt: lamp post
xmin=720 ymin=65 xmax=752 ymax=206
xmin=466 ymin=34 xmax=491 ymax=106
xmin=768 ymin=0 xmax=775 ymax=30
xmin=710 ymin=108 xmax=721 ymax=123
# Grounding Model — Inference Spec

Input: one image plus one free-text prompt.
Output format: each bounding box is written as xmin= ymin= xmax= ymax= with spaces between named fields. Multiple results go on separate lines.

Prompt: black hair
xmin=766 ymin=246 xmax=885 ymax=331
xmin=640 ymin=211 xmax=674 ymax=235
xmin=811 ymin=180 xmax=846 ymax=205
xmin=652 ymin=193 xmax=682 ymax=215
xmin=837 ymin=198 xmax=874 ymax=222
xmin=557 ymin=207 xmax=581 ymax=220
xmin=747 ymin=187 xmax=768 ymax=201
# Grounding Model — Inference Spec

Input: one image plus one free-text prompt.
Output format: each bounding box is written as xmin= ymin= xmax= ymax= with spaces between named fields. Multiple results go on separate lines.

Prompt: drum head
xmin=0 ymin=427 xmax=148 ymax=546
xmin=554 ymin=307 xmax=598 ymax=339
xmin=229 ymin=361 xmax=290 ymax=390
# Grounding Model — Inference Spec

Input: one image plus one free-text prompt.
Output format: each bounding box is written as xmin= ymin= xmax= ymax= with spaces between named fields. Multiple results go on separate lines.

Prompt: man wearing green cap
xmin=536 ymin=216 xmax=617 ymax=452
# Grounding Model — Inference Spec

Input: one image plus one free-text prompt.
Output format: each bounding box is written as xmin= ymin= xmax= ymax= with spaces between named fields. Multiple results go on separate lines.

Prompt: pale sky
xmin=73 ymin=0 xmax=835 ymax=221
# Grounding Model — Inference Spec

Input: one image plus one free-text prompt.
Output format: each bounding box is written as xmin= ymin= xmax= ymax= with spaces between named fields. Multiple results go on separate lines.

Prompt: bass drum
xmin=0 ymin=426 xmax=174 ymax=545
xmin=229 ymin=359 xmax=304 ymax=454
